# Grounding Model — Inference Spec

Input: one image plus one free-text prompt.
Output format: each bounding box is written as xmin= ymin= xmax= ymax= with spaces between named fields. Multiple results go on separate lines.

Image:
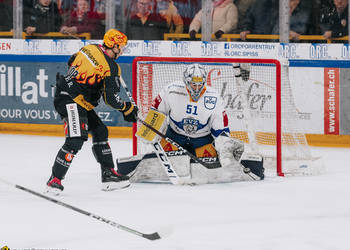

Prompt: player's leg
xmin=89 ymin=111 xmax=130 ymax=190
xmin=47 ymin=100 xmax=88 ymax=195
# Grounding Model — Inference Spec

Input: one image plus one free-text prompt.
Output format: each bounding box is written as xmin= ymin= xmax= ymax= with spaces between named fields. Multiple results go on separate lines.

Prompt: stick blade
xmin=143 ymin=232 xmax=161 ymax=240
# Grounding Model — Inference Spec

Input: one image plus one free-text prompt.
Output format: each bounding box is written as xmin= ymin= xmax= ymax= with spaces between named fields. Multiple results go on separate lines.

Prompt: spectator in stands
xmin=60 ymin=0 xmax=103 ymax=39
xmin=56 ymin=0 xmax=94 ymax=23
xmin=234 ymin=0 xmax=256 ymax=32
xmin=93 ymin=0 xmax=106 ymax=21
xmin=320 ymin=0 xmax=348 ymax=39
xmin=126 ymin=0 xmax=168 ymax=40
xmin=171 ymin=0 xmax=201 ymax=33
xmin=0 ymin=0 xmax=13 ymax=31
xmin=24 ymin=0 xmax=62 ymax=35
xmin=189 ymin=0 xmax=238 ymax=40
xmin=239 ymin=0 xmax=278 ymax=41
xmin=272 ymin=0 xmax=311 ymax=41
xmin=156 ymin=0 xmax=184 ymax=34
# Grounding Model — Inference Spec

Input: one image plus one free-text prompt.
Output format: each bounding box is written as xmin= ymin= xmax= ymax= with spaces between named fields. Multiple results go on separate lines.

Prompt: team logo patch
xmin=204 ymin=96 xmax=217 ymax=110
xmin=183 ymin=118 xmax=199 ymax=135
xmin=65 ymin=153 xmax=74 ymax=162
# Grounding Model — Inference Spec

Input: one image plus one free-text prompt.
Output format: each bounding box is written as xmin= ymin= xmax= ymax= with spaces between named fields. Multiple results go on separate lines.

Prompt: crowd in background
xmin=0 ymin=0 xmax=349 ymax=42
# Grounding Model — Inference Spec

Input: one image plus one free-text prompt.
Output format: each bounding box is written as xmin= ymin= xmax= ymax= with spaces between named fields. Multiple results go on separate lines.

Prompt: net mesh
xmin=133 ymin=58 xmax=321 ymax=176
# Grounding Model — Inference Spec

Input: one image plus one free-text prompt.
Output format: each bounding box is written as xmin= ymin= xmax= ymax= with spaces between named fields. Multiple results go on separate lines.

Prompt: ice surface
xmin=0 ymin=134 xmax=349 ymax=250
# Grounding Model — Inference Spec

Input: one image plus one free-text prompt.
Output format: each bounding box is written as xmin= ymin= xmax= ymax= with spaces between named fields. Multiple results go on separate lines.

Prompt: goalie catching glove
xmin=120 ymin=102 xmax=138 ymax=122
xmin=215 ymin=132 xmax=264 ymax=180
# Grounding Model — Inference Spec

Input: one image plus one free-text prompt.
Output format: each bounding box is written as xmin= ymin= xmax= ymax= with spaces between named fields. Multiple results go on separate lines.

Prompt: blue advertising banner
xmin=0 ymin=55 xmax=135 ymax=127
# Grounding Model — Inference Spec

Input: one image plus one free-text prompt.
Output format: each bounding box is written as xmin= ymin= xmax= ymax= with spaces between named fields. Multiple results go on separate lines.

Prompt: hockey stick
xmin=119 ymin=76 xmax=182 ymax=184
xmin=0 ymin=177 xmax=160 ymax=241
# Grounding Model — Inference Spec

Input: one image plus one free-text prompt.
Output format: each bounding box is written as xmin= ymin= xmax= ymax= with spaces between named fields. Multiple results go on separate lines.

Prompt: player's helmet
xmin=103 ymin=29 xmax=128 ymax=49
xmin=183 ymin=63 xmax=207 ymax=101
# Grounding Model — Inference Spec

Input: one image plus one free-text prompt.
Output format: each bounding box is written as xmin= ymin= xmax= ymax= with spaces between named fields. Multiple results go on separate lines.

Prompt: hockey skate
xmin=46 ymin=175 xmax=64 ymax=195
xmin=101 ymin=168 xmax=130 ymax=191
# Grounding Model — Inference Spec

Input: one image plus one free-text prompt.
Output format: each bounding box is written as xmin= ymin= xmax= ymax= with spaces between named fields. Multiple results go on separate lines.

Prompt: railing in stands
xmin=22 ymin=32 xmax=91 ymax=40
xmin=0 ymin=32 xmax=91 ymax=40
xmin=0 ymin=31 xmax=15 ymax=38
xmin=164 ymin=33 xmax=349 ymax=43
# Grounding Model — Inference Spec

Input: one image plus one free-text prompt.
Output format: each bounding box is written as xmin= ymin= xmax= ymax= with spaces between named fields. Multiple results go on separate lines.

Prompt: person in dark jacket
xmin=272 ymin=0 xmax=311 ymax=41
xmin=23 ymin=0 xmax=62 ymax=35
xmin=126 ymin=0 xmax=168 ymax=40
xmin=0 ymin=0 xmax=13 ymax=31
xmin=320 ymin=0 xmax=348 ymax=39
xmin=239 ymin=0 xmax=279 ymax=41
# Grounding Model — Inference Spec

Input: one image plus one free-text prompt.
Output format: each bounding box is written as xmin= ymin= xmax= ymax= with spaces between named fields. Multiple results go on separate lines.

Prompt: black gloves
xmin=189 ymin=30 xmax=197 ymax=40
xmin=214 ymin=30 xmax=224 ymax=39
xmin=121 ymin=102 xmax=138 ymax=123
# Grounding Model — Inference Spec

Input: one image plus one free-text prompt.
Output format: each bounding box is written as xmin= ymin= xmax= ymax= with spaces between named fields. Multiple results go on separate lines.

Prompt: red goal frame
xmin=131 ymin=57 xmax=283 ymax=176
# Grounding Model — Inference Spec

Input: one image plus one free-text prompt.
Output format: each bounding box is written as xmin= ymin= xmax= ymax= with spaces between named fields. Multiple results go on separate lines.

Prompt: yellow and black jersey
xmin=57 ymin=44 xmax=125 ymax=111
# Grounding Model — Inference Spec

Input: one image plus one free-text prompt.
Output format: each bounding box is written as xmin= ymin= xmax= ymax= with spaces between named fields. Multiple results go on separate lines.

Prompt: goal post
xmin=131 ymin=56 xmax=322 ymax=177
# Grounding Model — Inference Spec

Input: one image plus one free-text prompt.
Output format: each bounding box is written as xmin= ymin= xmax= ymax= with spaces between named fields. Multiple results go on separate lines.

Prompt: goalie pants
xmin=165 ymin=127 xmax=215 ymax=155
xmin=51 ymin=95 xmax=114 ymax=179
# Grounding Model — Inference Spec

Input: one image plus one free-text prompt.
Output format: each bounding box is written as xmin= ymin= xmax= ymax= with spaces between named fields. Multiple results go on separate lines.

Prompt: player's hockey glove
xmin=121 ymin=102 xmax=138 ymax=123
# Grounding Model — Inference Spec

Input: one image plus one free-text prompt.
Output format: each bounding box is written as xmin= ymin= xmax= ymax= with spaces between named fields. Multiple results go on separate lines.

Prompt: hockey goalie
xmin=117 ymin=63 xmax=265 ymax=185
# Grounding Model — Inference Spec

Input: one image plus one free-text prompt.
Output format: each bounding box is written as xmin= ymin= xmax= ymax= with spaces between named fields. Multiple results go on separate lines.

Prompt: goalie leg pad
xmin=116 ymin=154 xmax=149 ymax=176
xmin=241 ymin=154 xmax=265 ymax=180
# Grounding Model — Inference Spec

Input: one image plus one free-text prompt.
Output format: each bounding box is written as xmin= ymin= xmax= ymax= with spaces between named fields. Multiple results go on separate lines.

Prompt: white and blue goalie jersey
xmin=151 ymin=81 xmax=230 ymax=139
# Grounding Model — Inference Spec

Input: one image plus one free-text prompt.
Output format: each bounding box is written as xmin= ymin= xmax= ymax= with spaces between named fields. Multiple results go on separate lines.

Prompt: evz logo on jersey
xmin=204 ymin=96 xmax=217 ymax=110
xmin=183 ymin=118 xmax=199 ymax=135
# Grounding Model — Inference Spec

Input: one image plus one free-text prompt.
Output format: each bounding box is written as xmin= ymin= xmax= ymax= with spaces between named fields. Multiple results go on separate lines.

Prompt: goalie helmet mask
xmin=184 ymin=63 xmax=207 ymax=102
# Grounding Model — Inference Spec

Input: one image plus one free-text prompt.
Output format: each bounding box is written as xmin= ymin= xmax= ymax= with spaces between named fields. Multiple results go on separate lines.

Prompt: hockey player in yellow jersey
xmin=46 ymin=29 xmax=138 ymax=194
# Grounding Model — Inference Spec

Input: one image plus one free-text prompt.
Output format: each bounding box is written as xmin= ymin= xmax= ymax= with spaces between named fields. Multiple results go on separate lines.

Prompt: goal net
xmin=132 ymin=57 xmax=323 ymax=177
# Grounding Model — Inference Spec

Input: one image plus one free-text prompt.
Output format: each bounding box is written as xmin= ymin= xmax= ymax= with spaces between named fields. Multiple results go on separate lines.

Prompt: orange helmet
xmin=103 ymin=29 xmax=128 ymax=49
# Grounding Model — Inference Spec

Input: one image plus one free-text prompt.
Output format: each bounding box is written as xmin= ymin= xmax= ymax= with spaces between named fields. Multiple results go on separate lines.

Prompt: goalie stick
xmin=119 ymin=76 xmax=181 ymax=184
xmin=0 ymin=177 xmax=161 ymax=241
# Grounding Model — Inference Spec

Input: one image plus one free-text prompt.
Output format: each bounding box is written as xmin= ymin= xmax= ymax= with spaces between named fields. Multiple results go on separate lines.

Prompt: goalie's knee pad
xmin=241 ymin=153 xmax=265 ymax=180
xmin=92 ymin=141 xmax=114 ymax=169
